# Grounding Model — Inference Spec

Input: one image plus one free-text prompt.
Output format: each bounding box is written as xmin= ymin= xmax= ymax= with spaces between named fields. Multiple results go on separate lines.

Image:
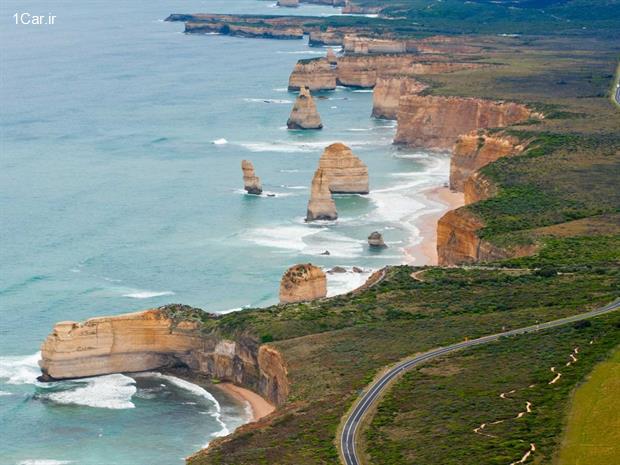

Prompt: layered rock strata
xmin=372 ymin=76 xmax=428 ymax=119
xmin=279 ymin=264 xmax=327 ymax=303
xmin=368 ymin=231 xmax=387 ymax=248
xmin=288 ymin=58 xmax=337 ymax=91
xmin=450 ymin=131 xmax=525 ymax=192
xmin=318 ymin=142 xmax=369 ymax=194
xmin=306 ymin=168 xmax=337 ymax=221
xmin=464 ymin=172 xmax=497 ymax=205
xmin=343 ymin=36 xmax=407 ymax=54
xmin=38 ymin=306 xmax=290 ymax=406
xmin=395 ymin=96 xmax=534 ymax=150
xmin=242 ymin=160 xmax=262 ymax=195
xmin=287 ymin=87 xmax=323 ymax=129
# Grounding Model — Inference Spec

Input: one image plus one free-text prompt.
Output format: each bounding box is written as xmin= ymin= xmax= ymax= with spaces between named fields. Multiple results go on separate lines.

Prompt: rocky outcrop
xmin=326 ymin=47 xmax=338 ymax=65
xmin=372 ymin=76 xmax=428 ymax=119
xmin=38 ymin=306 xmax=290 ymax=406
xmin=242 ymin=160 xmax=262 ymax=195
xmin=287 ymin=87 xmax=323 ymax=129
xmin=185 ymin=21 xmax=304 ymax=40
xmin=395 ymin=96 xmax=535 ymax=150
xmin=288 ymin=58 xmax=337 ymax=91
xmin=277 ymin=0 xmax=300 ymax=7
xmin=306 ymin=168 xmax=337 ymax=221
xmin=464 ymin=172 xmax=497 ymax=205
xmin=343 ymin=36 xmax=407 ymax=54
xmin=336 ymin=56 xmax=480 ymax=88
xmin=308 ymin=29 xmax=345 ymax=46
xmin=368 ymin=231 xmax=387 ymax=248
xmin=279 ymin=264 xmax=327 ymax=304
xmin=318 ymin=142 xmax=369 ymax=194
xmin=436 ymin=208 xmax=536 ymax=265
xmin=450 ymin=131 xmax=525 ymax=192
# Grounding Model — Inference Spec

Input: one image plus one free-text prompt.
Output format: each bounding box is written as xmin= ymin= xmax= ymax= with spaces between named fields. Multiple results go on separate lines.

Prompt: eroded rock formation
xmin=372 ymin=76 xmax=428 ymax=119
xmin=395 ymin=96 xmax=535 ymax=150
xmin=279 ymin=264 xmax=327 ymax=304
xmin=288 ymin=58 xmax=337 ymax=91
xmin=242 ymin=160 xmax=262 ymax=195
xmin=306 ymin=168 xmax=337 ymax=221
xmin=318 ymin=142 xmax=369 ymax=194
xmin=450 ymin=131 xmax=525 ymax=192
xmin=38 ymin=306 xmax=290 ymax=406
xmin=308 ymin=29 xmax=345 ymax=46
xmin=368 ymin=231 xmax=387 ymax=248
xmin=343 ymin=36 xmax=407 ymax=54
xmin=464 ymin=172 xmax=497 ymax=205
xmin=287 ymin=87 xmax=323 ymax=129
xmin=326 ymin=47 xmax=338 ymax=65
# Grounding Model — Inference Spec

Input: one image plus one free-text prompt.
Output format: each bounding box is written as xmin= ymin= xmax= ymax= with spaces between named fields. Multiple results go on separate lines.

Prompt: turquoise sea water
xmin=0 ymin=1 xmax=450 ymax=463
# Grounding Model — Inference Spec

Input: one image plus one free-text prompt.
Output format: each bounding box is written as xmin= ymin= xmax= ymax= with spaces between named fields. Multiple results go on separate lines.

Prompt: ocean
xmin=0 ymin=1 xmax=450 ymax=464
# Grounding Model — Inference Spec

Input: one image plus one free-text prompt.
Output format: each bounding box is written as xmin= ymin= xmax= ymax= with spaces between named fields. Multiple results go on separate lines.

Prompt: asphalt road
xmin=340 ymin=299 xmax=620 ymax=465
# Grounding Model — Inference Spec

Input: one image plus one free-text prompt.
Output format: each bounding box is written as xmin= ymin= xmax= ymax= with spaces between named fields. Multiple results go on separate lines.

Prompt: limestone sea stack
xmin=394 ymin=95 xmax=535 ymax=150
xmin=288 ymin=59 xmax=337 ymax=91
xmin=306 ymin=168 xmax=337 ymax=221
xmin=372 ymin=76 xmax=428 ymax=120
xmin=326 ymin=47 xmax=338 ymax=65
xmin=318 ymin=143 xmax=369 ymax=194
xmin=279 ymin=264 xmax=327 ymax=304
xmin=287 ymin=87 xmax=323 ymax=130
xmin=368 ymin=231 xmax=387 ymax=248
xmin=242 ymin=159 xmax=262 ymax=195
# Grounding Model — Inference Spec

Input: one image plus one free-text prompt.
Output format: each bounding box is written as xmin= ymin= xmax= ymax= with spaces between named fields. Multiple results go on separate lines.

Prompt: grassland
xmin=557 ymin=346 xmax=620 ymax=465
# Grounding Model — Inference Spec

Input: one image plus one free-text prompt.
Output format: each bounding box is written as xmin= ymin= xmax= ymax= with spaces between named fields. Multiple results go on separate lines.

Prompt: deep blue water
xmin=0 ymin=1 xmax=450 ymax=464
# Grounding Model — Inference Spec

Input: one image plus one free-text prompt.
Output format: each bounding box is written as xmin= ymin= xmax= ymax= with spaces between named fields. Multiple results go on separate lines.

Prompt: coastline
xmin=404 ymin=186 xmax=464 ymax=266
xmin=214 ymin=382 xmax=275 ymax=422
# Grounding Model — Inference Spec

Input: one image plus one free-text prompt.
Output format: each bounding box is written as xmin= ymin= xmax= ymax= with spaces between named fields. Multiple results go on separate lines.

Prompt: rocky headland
xmin=287 ymin=87 xmax=323 ymax=129
xmin=371 ymin=76 xmax=428 ymax=119
xmin=306 ymin=168 xmax=338 ymax=221
xmin=394 ymin=96 xmax=535 ymax=150
xmin=317 ymin=142 xmax=369 ymax=194
xmin=288 ymin=58 xmax=337 ymax=91
xmin=242 ymin=160 xmax=262 ymax=195
xmin=279 ymin=263 xmax=327 ymax=304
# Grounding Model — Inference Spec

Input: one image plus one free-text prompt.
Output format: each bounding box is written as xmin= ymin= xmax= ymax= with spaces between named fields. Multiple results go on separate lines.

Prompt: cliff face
xmin=39 ymin=307 xmax=289 ymax=406
xmin=288 ymin=59 xmax=337 ymax=91
xmin=279 ymin=264 xmax=327 ymax=303
xmin=287 ymin=87 xmax=323 ymax=130
xmin=336 ymin=56 xmax=480 ymax=88
xmin=308 ymin=29 xmax=345 ymax=46
xmin=318 ymin=142 xmax=369 ymax=194
xmin=372 ymin=76 xmax=427 ymax=119
xmin=463 ymin=172 xmax=497 ymax=205
xmin=185 ymin=21 xmax=304 ymax=40
xmin=395 ymin=96 xmax=534 ymax=150
xmin=450 ymin=131 xmax=525 ymax=191
xmin=306 ymin=168 xmax=338 ymax=221
xmin=242 ymin=160 xmax=262 ymax=195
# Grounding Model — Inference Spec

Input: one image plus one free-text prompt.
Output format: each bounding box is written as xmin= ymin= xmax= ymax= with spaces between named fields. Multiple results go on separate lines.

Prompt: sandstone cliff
xmin=308 ymin=29 xmax=345 ymax=46
xmin=463 ymin=171 xmax=497 ymax=205
xmin=306 ymin=168 xmax=337 ymax=221
xmin=279 ymin=264 xmax=327 ymax=303
xmin=450 ymin=131 xmax=525 ymax=192
xmin=288 ymin=58 xmax=337 ymax=91
xmin=372 ymin=76 xmax=427 ymax=119
xmin=394 ymin=96 xmax=534 ymax=150
xmin=326 ymin=47 xmax=338 ymax=65
xmin=318 ymin=142 xmax=369 ymax=194
xmin=242 ymin=160 xmax=262 ymax=195
xmin=343 ymin=36 xmax=407 ymax=54
xmin=287 ymin=87 xmax=323 ymax=130
xmin=39 ymin=306 xmax=289 ymax=406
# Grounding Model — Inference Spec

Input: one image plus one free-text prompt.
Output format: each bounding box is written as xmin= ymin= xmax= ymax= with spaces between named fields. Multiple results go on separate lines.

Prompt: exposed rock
xmin=464 ymin=171 xmax=497 ymax=205
xmin=277 ymin=0 xmax=299 ymax=7
xmin=306 ymin=168 xmax=338 ymax=221
xmin=318 ymin=142 xmax=369 ymax=194
xmin=242 ymin=160 xmax=262 ymax=195
xmin=343 ymin=35 xmax=407 ymax=54
xmin=38 ymin=307 xmax=290 ymax=406
xmin=308 ymin=29 xmax=345 ymax=46
xmin=368 ymin=231 xmax=387 ymax=248
xmin=288 ymin=58 xmax=337 ymax=91
xmin=185 ymin=21 xmax=304 ymax=39
xmin=352 ymin=266 xmax=364 ymax=273
xmin=450 ymin=131 xmax=525 ymax=191
xmin=395 ymin=96 xmax=535 ymax=150
xmin=372 ymin=76 xmax=428 ymax=119
xmin=287 ymin=87 xmax=323 ymax=130
xmin=328 ymin=266 xmax=347 ymax=273
xmin=279 ymin=264 xmax=327 ymax=303
xmin=320 ymin=250 xmax=331 ymax=255
xmin=326 ymin=47 xmax=338 ymax=65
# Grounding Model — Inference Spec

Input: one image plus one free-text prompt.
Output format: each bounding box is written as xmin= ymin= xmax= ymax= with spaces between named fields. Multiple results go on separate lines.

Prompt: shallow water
xmin=1 ymin=1 xmax=450 ymax=463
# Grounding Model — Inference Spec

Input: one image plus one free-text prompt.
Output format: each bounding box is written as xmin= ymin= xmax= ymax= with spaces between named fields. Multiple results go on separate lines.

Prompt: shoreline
xmin=404 ymin=186 xmax=464 ymax=266
xmin=214 ymin=382 xmax=275 ymax=422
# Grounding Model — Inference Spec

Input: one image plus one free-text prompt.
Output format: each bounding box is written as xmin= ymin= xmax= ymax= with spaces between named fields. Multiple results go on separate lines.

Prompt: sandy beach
xmin=216 ymin=382 xmax=275 ymax=422
xmin=404 ymin=186 xmax=464 ymax=266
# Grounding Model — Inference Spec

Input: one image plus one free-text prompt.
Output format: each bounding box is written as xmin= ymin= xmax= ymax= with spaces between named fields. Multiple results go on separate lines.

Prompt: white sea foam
xmin=18 ymin=460 xmax=73 ymax=465
xmin=280 ymin=185 xmax=307 ymax=190
xmin=326 ymin=267 xmax=373 ymax=297
xmin=234 ymin=188 xmax=297 ymax=198
xmin=46 ymin=374 xmax=137 ymax=409
xmin=273 ymin=87 xmax=288 ymax=92
xmin=243 ymin=98 xmax=292 ymax=104
xmin=238 ymin=139 xmax=379 ymax=153
xmin=243 ymin=225 xmax=325 ymax=252
xmin=0 ymin=390 xmax=13 ymax=396
xmin=280 ymin=169 xmax=300 ymax=173
xmin=122 ymin=290 xmax=175 ymax=299
xmin=212 ymin=138 xmax=228 ymax=145
xmin=0 ymin=352 xmax=41 ymax=385
xmin=352 ymin=89 xmax=373 ymax=93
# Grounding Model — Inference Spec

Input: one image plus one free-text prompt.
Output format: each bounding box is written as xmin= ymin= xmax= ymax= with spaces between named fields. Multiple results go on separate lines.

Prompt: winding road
xmin=339 ymin=299 xmax=620 ymax=465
